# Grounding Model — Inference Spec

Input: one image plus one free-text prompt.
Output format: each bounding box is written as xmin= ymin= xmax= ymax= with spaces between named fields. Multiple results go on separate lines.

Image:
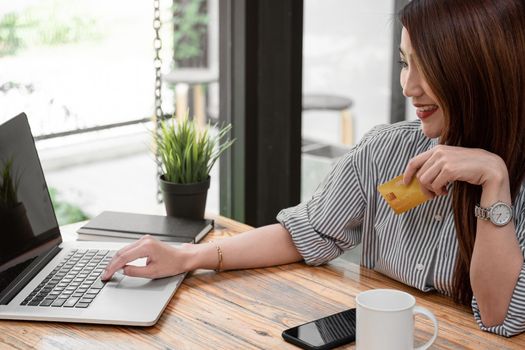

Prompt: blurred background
xmin=0 ymin=0 xmax=414 ymax=226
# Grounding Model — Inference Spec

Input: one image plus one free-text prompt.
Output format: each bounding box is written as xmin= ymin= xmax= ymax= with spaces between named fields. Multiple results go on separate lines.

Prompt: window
xmin=0 ymin=0 xmax=219 ymax=222
xmin=301 ymin=0 xmax=398 ymax=200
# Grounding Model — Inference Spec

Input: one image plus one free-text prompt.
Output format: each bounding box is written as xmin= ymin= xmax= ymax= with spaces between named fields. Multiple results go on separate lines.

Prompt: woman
xmin=103 ymin=0 xmax=525 ymax=337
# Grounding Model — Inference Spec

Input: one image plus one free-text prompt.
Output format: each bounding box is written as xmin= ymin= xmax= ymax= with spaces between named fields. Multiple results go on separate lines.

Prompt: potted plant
xmin=0 ymin=158 xmax=34 ymax=245
xmin=156 ymin=115 xmax=234 ymax=219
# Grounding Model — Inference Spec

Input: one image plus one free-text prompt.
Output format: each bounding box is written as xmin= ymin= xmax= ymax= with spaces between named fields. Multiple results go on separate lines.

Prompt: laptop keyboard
xmin=21 ymin=249 xmax=115 ymax=308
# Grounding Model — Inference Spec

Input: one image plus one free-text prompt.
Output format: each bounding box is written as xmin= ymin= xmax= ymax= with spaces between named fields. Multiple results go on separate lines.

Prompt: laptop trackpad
xmin=115 ymin=276 xmax=167 ymax=291
xmin=111 ymin=258 xmax=169 ymax=291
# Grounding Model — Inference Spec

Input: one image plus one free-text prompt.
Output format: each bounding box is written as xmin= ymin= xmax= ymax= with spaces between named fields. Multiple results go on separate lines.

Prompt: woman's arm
xmin=469 ymin=161 xmax=523 ymax=327
xmin=404 ymin=145 xmax=524 ymax=327
xmin=101 ymin=223 xmax=303 ymax=280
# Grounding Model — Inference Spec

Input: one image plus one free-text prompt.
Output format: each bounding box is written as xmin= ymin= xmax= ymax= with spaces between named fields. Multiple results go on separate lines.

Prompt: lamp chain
xmin=153 ymin=0 xmax=163 ymax=203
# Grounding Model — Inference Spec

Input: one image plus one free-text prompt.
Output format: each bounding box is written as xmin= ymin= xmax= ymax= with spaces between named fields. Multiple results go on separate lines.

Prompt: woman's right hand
xmin=101 ymin=235 xmax=194 ymax=280
xmin=101 ymin=223 xmax=302 ymax=281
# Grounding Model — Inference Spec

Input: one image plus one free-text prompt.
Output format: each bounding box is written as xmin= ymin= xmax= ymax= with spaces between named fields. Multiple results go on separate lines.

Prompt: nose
xmin=401 ymin=65 xmax=424 ymax=98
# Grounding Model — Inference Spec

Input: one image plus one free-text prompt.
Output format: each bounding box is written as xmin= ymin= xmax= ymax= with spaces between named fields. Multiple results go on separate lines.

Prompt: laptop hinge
xmin=0 ymin=246 xmax=62 ymax=305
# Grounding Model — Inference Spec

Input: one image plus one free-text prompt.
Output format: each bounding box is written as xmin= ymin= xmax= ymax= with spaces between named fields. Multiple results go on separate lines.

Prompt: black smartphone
xmin=281 ymin=308 xmax=356 ymax=350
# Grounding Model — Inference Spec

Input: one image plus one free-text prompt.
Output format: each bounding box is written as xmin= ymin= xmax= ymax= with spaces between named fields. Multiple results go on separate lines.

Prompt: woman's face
xmin=399 ymin=28 xmax=444 ymax=138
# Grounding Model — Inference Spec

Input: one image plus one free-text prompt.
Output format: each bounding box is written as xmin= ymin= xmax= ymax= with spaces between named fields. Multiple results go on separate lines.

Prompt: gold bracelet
xmin=214 ymin=244 xmax=223 ymax=273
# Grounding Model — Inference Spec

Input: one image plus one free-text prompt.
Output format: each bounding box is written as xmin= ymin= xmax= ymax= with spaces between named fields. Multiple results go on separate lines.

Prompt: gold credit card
xmin=377 ymin=175 xmax=429 ymax=214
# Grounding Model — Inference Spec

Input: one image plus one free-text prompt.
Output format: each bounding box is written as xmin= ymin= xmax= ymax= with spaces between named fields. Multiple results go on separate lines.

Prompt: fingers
xmin=405 ymin=145 xmax=492 ymax=197
xmin=405 ymin=146 xmax=455 ymax=198
xmin=101 ymin=235 xmax=154 ymax=281
xmin=419 ymin=183 xmax=437 ymax=199
xmin=122 ymin=264 xmax=155 ymax=278
xmin=403 ymin=149 xmax=432 ymax=185
xmin=404 ymin=150 xmax=437 ymax=198
xmin=417 ymin=160 xmax=441 ymax=197
xmin=101 ymin=236 xmax=182 ymax=281
xmin=418 ymin=150 xmax=454 ymax=196
xmin=102 ymin=244 xmax=150 ymax=281
xmin=432 ymin=171 xmax=451 ymax=196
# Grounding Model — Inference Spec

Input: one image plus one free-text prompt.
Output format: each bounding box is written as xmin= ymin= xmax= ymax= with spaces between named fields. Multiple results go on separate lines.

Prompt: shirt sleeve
xmin=471 ymin=199 xmax=525 ymax=337
xmin=276 ymin=127 xmax=381 ymax=266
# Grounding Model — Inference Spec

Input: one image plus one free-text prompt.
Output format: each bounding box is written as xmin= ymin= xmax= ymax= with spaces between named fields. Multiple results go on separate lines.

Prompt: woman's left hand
xmin=403 ymin=145 xmax=507 ymax=198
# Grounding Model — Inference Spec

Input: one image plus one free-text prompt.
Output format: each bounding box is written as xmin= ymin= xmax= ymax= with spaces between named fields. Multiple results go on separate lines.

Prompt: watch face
xmin=491 ymin=203 xmax=512 ymax=226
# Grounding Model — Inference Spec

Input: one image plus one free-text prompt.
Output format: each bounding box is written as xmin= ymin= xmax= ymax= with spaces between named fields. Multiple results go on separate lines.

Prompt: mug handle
xmin=413 ymin=306 xmax=439 ymax=350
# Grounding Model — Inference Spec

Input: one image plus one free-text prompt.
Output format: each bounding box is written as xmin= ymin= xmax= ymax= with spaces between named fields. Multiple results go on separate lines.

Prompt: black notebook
xmin=76 ymin=211 xmax=214 ymax=243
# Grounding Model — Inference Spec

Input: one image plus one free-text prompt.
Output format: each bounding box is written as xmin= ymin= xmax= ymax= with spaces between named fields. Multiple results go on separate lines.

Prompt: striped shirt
xmin=277 ymin=120 xmax=525 ymax=337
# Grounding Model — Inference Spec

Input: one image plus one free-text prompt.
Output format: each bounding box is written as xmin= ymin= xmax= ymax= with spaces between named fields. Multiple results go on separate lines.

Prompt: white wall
xmin=303 ymin=0 xmax=396 ymax=143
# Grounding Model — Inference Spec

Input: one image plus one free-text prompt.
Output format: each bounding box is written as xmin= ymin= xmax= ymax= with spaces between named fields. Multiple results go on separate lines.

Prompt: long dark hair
xmin=400 ymin=0 xmax=525 ymax=305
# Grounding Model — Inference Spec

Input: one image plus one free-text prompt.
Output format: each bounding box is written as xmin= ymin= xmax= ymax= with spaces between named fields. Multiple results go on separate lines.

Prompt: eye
xmin=398 ymin=59 xmax=408 ymax=69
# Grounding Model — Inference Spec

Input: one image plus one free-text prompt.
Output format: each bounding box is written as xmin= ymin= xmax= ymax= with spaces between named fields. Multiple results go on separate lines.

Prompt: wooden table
xmin=1 ymin=215 xmax=524 ymax=349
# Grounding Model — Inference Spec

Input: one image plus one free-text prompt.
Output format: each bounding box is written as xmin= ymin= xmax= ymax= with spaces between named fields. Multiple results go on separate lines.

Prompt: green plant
xmin=0 ymin=0 xmax=102 ymax=57
xmin=0 ymin=158 xmax=20 ymax=210
xmin=156 ymin=115 xmax=235 ymax=184
xmin=48 ymin=187 xmax=90 ymax=225
xmin=0 ymin=13 xmax=22 ymax=56
xmin=172 ymin=0 xmax=209 ymax=65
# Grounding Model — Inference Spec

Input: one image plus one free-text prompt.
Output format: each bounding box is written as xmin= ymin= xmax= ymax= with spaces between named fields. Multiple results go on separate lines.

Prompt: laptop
xmin=0 ymin=113 xmax=185 ymax=326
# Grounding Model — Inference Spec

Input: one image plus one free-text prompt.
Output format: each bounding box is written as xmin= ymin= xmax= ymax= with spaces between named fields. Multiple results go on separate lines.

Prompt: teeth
xmin=417 ymin=105 xmax=437 ymax=112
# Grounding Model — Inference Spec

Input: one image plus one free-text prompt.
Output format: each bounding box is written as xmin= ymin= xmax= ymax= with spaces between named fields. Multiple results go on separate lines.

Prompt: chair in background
xmin=163 ymin=69 xmax=218 ymax=127
xmin=302 ymin=93 xmax=354 ymax=145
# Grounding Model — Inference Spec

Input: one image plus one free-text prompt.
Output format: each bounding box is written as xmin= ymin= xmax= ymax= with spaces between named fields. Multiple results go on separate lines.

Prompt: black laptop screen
xmin=0 ymin=113 xmax=61 ymax=268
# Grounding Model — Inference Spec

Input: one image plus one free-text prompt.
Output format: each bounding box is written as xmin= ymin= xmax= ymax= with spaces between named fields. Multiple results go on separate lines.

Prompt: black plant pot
xmin=159 ymin=175 xmax=210 ymax=219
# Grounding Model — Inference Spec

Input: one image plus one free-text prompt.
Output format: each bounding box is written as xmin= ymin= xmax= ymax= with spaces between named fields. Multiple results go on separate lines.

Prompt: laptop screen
xmin=0 ymin=113 xmax=61 ymax=269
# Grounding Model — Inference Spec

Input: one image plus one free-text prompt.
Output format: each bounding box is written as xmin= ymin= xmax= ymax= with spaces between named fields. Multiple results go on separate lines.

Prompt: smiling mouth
xmin=415 ymin=104 xmax=438 ymax=119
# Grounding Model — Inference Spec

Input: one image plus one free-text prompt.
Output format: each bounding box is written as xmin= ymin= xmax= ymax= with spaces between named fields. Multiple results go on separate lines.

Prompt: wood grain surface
xmin=0 ymin=214 xmax=524 ymax=349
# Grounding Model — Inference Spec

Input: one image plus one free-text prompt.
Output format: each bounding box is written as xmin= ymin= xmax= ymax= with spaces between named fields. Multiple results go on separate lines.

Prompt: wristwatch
xmin=474 ymin=201 xmax=514 ymax=227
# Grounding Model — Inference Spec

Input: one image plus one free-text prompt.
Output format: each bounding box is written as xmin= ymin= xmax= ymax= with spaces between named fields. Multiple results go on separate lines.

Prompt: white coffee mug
xmin=356 ymin=289 xmax=438 ymax=350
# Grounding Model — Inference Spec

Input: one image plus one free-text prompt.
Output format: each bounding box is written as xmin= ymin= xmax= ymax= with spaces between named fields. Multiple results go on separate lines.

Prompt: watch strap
xmin=474 ymin=205 xmax=491 ymax=221
xmin=475 ymin=201 xmax=514 ymax=226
